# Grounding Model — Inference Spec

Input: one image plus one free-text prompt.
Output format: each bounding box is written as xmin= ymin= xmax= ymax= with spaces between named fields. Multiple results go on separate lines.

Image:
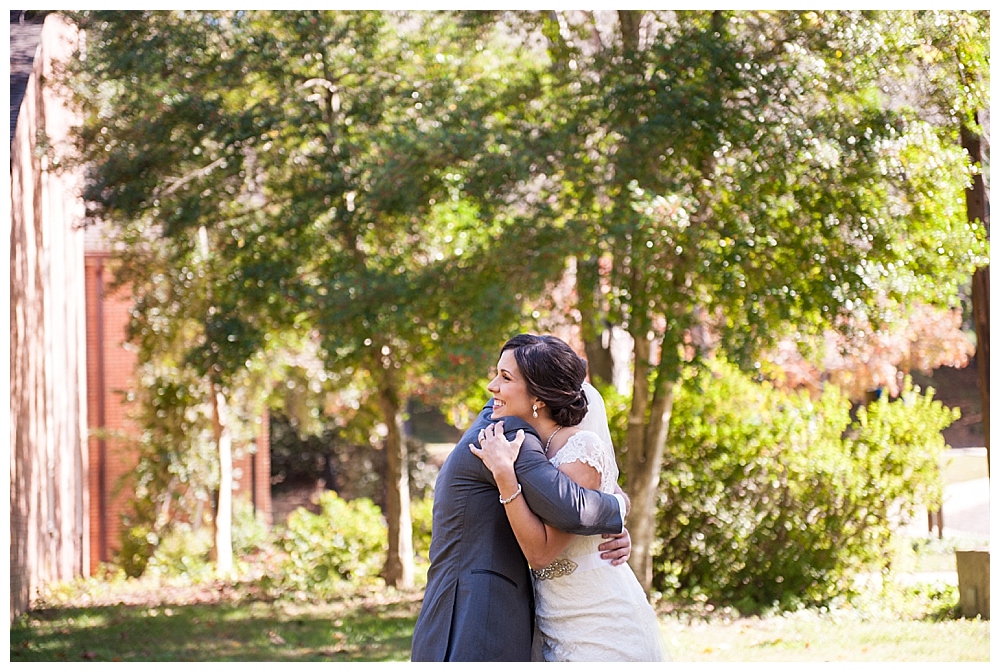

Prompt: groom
xmin=410 ymin=397 xmax=630 ymax=661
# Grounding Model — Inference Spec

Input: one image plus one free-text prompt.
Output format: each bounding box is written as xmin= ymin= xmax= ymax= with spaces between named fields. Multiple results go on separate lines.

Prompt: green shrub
xmin=232 ymin=498 xmax=273 ymax=557
xmin=411 ymin=497 xmax=434 ymax=563
xmin=144 ymin=523 xmax=214 ymax=582
xmin=655 ymin=359 xmax=957 ymax=613
xmin=117 ymin=525 xmax=156 ymax=579
xmin=116 ymin=498 xmax=273 ymax=582
xmin=276 ymin=491 xmax=387 ymax=597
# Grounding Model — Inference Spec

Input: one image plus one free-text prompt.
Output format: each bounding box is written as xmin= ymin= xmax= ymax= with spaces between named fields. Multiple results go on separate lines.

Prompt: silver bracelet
xmin=499 ymin=483 xmax=522 ymax=505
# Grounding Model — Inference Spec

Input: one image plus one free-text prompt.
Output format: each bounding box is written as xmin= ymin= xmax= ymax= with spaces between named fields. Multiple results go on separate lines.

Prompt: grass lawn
xmin=10 ymin=574 xmax=989 ymax=662
xmin=663 ymin=607 xmax=989 ymax=662
xmin=11 ymin=587 xmax=424 ymax=662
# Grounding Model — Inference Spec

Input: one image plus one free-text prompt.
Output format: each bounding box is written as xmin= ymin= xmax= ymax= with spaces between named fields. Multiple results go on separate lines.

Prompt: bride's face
xmin=487 ymin=349 xmax=536 ymax=423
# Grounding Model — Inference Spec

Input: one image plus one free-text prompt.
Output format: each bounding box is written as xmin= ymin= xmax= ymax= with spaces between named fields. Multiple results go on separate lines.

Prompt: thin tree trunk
xmin=577 ymin=256 xmax=615 ymax=386
xmin=962 ymin=114 xmax=989 ymax=475
xmin=210 ymin=387 xmax=233 ymax=576
xmin=972 ymin=267 xmax=989 ymax=475
xmin=376 ymin=365 xmax=414 ymax=588
xmin=625 ymin=332 xmax=680 ymax=593
xmin=618 ymin=10 xmax=643 ymax=53
xmin=625 ymin=332 xmax=654 ymax=588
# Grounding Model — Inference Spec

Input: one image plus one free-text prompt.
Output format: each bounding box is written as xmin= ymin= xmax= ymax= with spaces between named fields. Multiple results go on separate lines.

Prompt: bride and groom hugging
xmin=411 ymin=334 xmax=667 ymax=662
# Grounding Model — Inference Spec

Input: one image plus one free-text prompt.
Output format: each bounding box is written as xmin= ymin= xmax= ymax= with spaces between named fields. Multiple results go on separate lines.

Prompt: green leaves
xmin=67 ymin=10 xmax=987 ymax=589
xmin=656 ymin=359 xmax=957 ymax=611
xmin=277 ymin=492 xmax=387 ymax=596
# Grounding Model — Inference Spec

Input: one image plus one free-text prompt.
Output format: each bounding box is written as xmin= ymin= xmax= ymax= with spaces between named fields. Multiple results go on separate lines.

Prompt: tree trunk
xmin=961 ymin=114 xmax=989 ymax=232
xmin=625 ymin=332 xmax=680 ymax=592
xmin=210 ymin=387 xmax=233 ymax=576
xmin=625 ymin=334 xmax=652 ymax=589
xmin=618 ymin=10 xmax=643 ymax=54
xmin=376 ymin=365 xmax=414 ymax=588
xmin=577 ymin=256 xmax=615 ymax=386
xmin=962 ymin=114 xmax=989 ymax=475
xmin=972 ymin=267 xmax=989 ymax=474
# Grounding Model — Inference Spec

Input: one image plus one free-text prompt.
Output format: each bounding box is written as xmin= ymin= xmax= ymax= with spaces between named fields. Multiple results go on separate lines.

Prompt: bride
xmin=471 ymin=334 xmax=669 ymax=662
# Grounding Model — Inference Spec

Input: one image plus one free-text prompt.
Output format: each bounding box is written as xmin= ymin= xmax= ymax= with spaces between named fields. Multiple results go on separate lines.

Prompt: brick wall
xmin=235 ymin=409 xmax=273 ymax=526
xmin=84 ymin=256 xmax=141 ymax=571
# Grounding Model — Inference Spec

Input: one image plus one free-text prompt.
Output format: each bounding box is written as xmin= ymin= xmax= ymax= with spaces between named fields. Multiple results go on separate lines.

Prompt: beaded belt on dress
xmin=531 ymin=551 xmax=611 ymax=580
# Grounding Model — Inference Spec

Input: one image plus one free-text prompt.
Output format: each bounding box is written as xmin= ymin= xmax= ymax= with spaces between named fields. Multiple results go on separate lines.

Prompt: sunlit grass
xmin=12 ymin=569 xmax=989 ymax=663
xmin=658 ymin=568 xmax=988 ymax=662
xmin=11 ymin=589 xmax=423 ymax=662
xmin=663 ymin=610 xmax=988 ymax=662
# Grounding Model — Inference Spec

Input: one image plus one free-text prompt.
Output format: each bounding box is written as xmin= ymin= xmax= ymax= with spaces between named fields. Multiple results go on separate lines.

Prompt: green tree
xmin=70 ymin=10 xmax=306 ymax=574
xmin=894 ymin=9 xmax=991 ymax=467
xmin=69 ymin=10 xmax=553 ymax=585
xmin=467 ymin=10 xmax=989 ymax=590
xmin=70 ymin=10 xmax=988 ymax=596
xmin=229 ymin=11 xmax=562 ymax=586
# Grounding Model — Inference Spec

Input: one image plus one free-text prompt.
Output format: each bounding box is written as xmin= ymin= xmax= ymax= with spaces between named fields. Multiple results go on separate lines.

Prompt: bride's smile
xmin=487 ymin=350 xmax=538 ymax=423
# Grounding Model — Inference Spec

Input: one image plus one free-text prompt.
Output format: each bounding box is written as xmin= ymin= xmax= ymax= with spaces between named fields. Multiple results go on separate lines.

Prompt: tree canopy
xmin=69 ymin=9 xmax=988 ymax=593
xmin=444 ymin=9 xmax=989 ymax=587
xmin=71 ymin=9 xmax=572 ymax=585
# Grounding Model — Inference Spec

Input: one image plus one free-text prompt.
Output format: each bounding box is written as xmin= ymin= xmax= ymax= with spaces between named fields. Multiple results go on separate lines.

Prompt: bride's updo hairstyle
xmin=501 ymin=334 xmax=589 ymax=427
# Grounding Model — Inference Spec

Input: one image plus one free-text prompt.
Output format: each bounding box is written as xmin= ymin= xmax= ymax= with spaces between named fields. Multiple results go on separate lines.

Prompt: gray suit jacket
xmin=410 ymin=401 xmax=624 ymax=661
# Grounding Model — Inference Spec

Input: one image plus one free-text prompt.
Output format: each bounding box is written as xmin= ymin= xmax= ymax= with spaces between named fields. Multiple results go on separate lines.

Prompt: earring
xmin=532 ymin=404 xmax=538 ymax=418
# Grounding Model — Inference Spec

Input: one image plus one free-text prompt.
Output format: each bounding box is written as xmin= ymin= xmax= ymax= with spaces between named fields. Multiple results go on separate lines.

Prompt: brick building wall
xmin=84 ymin=255 xmax=141 ymax=571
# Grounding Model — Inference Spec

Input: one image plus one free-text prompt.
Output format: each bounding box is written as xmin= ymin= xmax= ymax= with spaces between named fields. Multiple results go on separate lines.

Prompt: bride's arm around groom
xmin=410 ymin=398 xmax=627 ymax=662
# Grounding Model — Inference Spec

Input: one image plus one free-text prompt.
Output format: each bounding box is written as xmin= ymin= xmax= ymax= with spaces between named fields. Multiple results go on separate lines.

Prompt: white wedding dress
xmin=530 ymin=424 xmax=669 ymax=662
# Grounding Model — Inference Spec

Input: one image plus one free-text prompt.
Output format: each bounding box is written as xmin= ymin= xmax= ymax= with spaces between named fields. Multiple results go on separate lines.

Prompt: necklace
xmin=544 ymin=426 xmax=564 ymax=454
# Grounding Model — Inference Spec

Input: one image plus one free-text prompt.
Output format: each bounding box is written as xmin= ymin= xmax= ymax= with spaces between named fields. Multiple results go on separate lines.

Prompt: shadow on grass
xmin=10 ymin=594 xmax=421 ymax=662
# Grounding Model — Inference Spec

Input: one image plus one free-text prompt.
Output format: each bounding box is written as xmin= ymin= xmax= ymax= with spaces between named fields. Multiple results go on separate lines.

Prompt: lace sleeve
xmin=550 ymin=431 xmax=620 ymax=493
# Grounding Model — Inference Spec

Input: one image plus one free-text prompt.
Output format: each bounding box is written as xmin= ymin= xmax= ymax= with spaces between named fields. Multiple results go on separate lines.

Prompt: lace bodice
xmin=549 ymin=430 xmax=619 ymax=494
xmin=531 ymin=411 xmax=667 ymax=662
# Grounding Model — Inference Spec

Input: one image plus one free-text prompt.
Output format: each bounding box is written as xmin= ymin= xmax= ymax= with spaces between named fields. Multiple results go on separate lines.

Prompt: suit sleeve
xmin=510 ymin=428 xmax=624 ymax=536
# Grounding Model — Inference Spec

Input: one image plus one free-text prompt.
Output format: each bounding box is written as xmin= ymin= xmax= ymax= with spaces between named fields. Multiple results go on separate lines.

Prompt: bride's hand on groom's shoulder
xmin=469 ymin=420 xmax=523 ymax=476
